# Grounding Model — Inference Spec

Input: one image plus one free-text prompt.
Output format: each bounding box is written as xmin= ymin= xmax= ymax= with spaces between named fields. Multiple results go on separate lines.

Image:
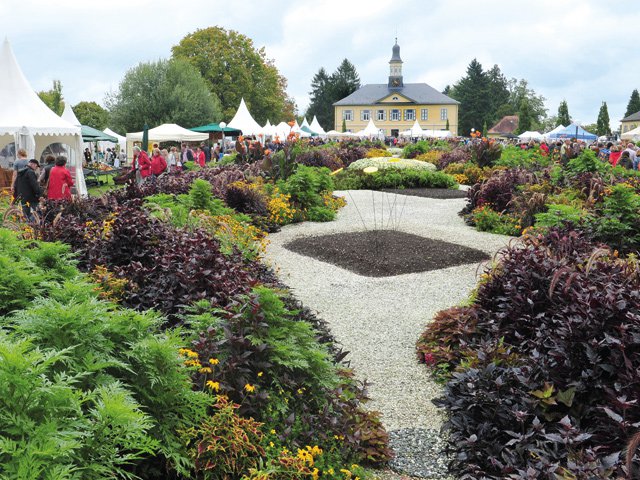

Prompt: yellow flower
xmin=270 ymin=429 xmax=276 ymax=435
xmin=257 ymin=371 xmax=264 ymax=377
xmin=311 ymin=467 xmax=319 ymax=480
xmin=297 ymin=388 xmax=303 ymax=395
xmin=209 ymin=358 xmax=219 ymax=365
xmin=244 ymin=383 xmax=256 ymax=393
xmin=269 ymin=441 xmax=275 ymax=448
xmin=199 ymin=367 xmax=212 ymax=374
xmin=206 ymin=380 xmax=220 ymax=392
xmin=340 ymin=469 xmax=352 ymax=479
xmin=328 ymin=468 xmax=335 ymax=475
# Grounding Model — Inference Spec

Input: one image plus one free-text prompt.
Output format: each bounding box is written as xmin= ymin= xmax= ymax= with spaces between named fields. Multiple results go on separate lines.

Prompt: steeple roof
xmin=390 ymin=39 xmax=402 ymax=63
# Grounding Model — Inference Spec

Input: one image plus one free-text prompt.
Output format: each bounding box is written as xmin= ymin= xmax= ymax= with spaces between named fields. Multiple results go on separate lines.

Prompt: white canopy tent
xmin=422 ymin=129 xmax=452 ymax=138
xmin=0 ymin=39 xmax=86 ymax=195
xmin=261 ymin=120 xmax=277 ymax=138
xmin=543 ymin=125 xmax=566 ymax=139
xmin=227 ymin=98 xmax=263 ymax=136
xmin=300 ymin=117 xmax=311 ymax=130
xmin=621 ymin=126 xmax=640 ymax=141
xmin=356 ymin=119 xmax=383 ymax=138
xmin=518 ymin=131 xmax=544 ymax=141
xmin=273 ymin=121 xmax=292 ymax=141
xmin=310 ymin=116 xmax=326 ymax=135
xmin=399 ymin=120 xmax=425 ymax=137
xmin=100 ymin=128 xmax=126 ymax=154
xmin=126 ymin=123 xmax=208 ymax=162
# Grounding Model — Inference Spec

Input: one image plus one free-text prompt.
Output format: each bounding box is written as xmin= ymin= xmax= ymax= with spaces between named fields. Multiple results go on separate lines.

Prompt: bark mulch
xmin=284 ymin=229 xmax=490 ymax=277
xmin=379 ymin=188 xmax=468 ymax=199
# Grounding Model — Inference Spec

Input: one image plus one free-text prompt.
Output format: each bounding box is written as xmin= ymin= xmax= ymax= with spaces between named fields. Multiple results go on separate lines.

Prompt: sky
xmin=2 ymin=0 xmax=638 ymax=131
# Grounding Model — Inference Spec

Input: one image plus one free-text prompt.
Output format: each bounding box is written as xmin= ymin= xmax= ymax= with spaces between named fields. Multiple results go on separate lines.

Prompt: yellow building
xmin=333 ymin=40 xmax=459 ymax=136
xmin=621 ymin=111 xmax=640 ymax=133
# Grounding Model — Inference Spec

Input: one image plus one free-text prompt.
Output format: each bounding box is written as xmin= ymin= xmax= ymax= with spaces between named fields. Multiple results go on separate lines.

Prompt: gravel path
xmin=265 ymin=190 xmax=510 ymax=478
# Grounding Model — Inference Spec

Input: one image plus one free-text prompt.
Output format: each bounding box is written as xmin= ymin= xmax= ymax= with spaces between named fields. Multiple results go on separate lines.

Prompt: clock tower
xmin=388 ymin=39 xmax=403 ymax=89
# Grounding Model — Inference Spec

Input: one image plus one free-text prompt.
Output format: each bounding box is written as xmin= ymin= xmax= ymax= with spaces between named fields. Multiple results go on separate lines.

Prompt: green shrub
xmin=590 ymin=184 xmax=640 ymax=252
xmin=471 ymin=206 xmax=521 ymax=236
xmin=534 ymin=204 xmax=588 ymax=229
xmin=278 ymin=165 xmax=334 ymax=213
xmin=566 ymin=149 xmax=611 ymax=175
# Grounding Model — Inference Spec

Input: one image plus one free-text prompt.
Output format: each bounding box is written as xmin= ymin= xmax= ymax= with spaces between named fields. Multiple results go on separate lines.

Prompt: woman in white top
xmin=169 ymin=146 xmax=178 ymax=172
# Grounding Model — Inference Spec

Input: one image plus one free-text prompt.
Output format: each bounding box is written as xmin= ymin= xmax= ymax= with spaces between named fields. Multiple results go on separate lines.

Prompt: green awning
xmin=190 ymin=123 xmax=242 ymax=135
xmin=81 ymin=125 xmax=118 ymax=142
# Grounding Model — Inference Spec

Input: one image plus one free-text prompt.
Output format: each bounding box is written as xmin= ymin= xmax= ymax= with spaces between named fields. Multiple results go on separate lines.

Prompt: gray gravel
xmin=265 ymin=189 xmax=510 ymax=478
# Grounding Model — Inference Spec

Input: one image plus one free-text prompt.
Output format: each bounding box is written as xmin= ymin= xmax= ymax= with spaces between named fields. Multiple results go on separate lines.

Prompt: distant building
xmin=487 ymin=115 xmax=519 ymax=139
xmin=333 ymin=40 xmax=459 ymax=136
xmin=620 ymin=111 xmax=640 ymax=133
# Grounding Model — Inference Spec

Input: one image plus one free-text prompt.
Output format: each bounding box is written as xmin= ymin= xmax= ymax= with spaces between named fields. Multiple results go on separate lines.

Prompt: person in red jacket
xmin=150 ymin=148 xmax=167 ymax=178
xmin=132 ymin=146 xmax=151 ymax=184
xmin=47 ymin=156 xmax=74 ymax=200
xmin=195 ymin=146 xmax=206 ymax=167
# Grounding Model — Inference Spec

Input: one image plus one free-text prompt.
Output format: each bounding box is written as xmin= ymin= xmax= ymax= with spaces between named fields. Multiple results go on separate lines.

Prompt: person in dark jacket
xmin=14 ymin=159 xmax=42 ymax=220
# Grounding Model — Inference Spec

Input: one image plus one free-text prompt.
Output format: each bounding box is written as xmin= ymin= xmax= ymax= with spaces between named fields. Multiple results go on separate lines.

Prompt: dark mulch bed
xmin=380 ymin=188 xmax=468 ymax=199
xmin=284 ymin=230 xmax=490 ymax=277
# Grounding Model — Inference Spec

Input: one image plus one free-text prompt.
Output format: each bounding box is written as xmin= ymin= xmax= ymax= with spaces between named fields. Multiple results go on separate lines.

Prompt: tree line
xmin=36 ymin=27 xmax=640 ymax=138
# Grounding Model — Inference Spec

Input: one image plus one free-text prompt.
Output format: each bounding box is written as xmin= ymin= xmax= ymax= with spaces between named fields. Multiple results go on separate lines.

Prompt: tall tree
xmin=37 ymin=80 xmax=65 ymax=115
xmin=329 ymin=59 xmax=361 ymax=104
xmin=306 ymin=68 xmax=332 ymax=131
xmin=485 ymin=65 xmax=510 ymax=127
xmin=624 ymin=89 xmax=640 ymax=117
xmin=557 ymin=100 xmax=571 ymax=126
xmin=172 ymin=26 xmax=294 ymax=124
xmin=448 ymin=59 xmax=491 ymax=136
xmin=73 ymin=101 xmax=108 ymax=130
xmin=596 ymin=101 xmax=611 ymax=136
xmin=105 ymin=58 xmax=222 ymax=134
xmin=506 ymin=79 xmax=547 ymax=127
xmin=516 ymin=98 xmax=533 ymax=134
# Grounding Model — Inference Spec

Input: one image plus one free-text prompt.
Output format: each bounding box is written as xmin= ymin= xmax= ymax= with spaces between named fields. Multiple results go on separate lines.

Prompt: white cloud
xmin=2 ymin=0 xmax=638 ymax=129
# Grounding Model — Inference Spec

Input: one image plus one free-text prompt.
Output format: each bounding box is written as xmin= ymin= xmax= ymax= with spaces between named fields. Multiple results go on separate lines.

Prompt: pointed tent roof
xmin=301 ymin=117 xmax=311 ymax=129
xmin=548 ymin=124 xmax=597 ymax=141
xmin=361 ymin=118 xmax=381 ymax=136
xmin=0 ymin=38 xmax=80 ymax=136
xmin=61 ymin=103 xmax=81 ymax=127
xmin=104 ymin=128 xmax=126 ymax=144
xmin=227 ymin=98 xmax=263 ymax=136
xmin=310 ymin=116 xmax=326 ymax=135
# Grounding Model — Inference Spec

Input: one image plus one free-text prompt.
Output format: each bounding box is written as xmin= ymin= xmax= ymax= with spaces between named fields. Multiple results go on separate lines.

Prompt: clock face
xmin=392 ymin=79 xmax=400 ymax=87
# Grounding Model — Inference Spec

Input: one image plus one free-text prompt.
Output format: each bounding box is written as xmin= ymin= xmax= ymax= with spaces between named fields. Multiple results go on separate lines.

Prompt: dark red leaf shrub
xmin=295 ymin=147 xmax=344 ymax=171
xmin=464 ymin=168 xmax=540 ymax=214
xmin=225 ymin=182 xmax=269 ymax=217
xmin=438 ymin=147 xmax=472 ymax=170
xmin=421 ymin=228 xmax=640 ymax=477
xmin=41 ymin=203 xmax=262 ymax=324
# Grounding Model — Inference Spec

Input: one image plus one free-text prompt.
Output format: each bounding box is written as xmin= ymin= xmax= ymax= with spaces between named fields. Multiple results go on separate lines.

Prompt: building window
xmin=440 ymin=108 xmax=448 ymax=120
xmin=392 ymin=96 xmax=399 ymax=100
xmin=391 ymin=109 xmax=401 ymax=121
xmin=343 ymin=110 xmax=353 ymax=121
xmin=405 ymin=109 xmax=415 ymax=121
xmin=361 ymin=110 xmax=371 ymax=121
xmin=377 ymin=109 xmax=386 ymax=121
xmin=421 ymin=109 xmax=428 ymax=120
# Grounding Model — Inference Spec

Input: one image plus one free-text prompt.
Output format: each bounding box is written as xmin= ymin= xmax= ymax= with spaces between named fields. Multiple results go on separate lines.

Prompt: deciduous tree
xmin=73 ymin=101 xmax=108 ymax=130
xmin=105 ymin=58 xmax=221 ymax=134
xmin=38 ymin=80 xmax=65 ymax=115
xmin=172 ymin=27 xmax=294 ymax=124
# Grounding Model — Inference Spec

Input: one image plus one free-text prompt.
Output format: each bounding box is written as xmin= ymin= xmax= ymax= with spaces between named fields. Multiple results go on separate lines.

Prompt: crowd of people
xmin=11 ymin=148 xmax=75 ymax=220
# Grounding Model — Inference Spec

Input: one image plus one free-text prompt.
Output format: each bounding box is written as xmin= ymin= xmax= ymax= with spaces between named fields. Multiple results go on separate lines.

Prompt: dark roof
xmin=333 ymin=83 xmax=459 ymax=106
xmin=621 ymin=110 xmax=640 ymax=122
xmin=488 ymin=115 xmax=519 ymax=134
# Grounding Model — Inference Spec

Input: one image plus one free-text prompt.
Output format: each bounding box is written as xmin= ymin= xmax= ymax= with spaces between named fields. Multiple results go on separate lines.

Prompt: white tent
xmin=126 ymin=123 xmax=208 ymax=143
xmin=310 ymin=116 xmax=326 ymax=135
xmin=0 ymin=39 xmax=86 ymax=195
xmin=61 ymin=103 xmax=81 ymax=126
xmin=357 ymin=119 xmax=383 ymax=138
xmin=262 ymin=120 xmax=277 ymax=138
xmin=274 ymin=121 xmax=292 ymax=140
xmin=400 ymin=120 xmax=424 ymax=137
xmin=227 ymin=98 xmax=263 ymax=136
xmin=422 ymin=129 xmax=452 ymax=138
xmin=300 ymin=117 xmax=311 ymax=129
xmin=543 ymin=124 xmax=566 ymax=139
xmin=99 ymin=128 xmax=126 ymax=157
xmin=621 ymin=125 xmax=640 ymax=141
xmin=518 ymin=131 xmax=544 ymax=141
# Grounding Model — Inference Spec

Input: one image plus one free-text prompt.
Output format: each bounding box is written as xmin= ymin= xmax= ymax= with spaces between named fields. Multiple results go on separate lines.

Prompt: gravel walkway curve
xmin=265 ymin=190 xmax=511 ymax=478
